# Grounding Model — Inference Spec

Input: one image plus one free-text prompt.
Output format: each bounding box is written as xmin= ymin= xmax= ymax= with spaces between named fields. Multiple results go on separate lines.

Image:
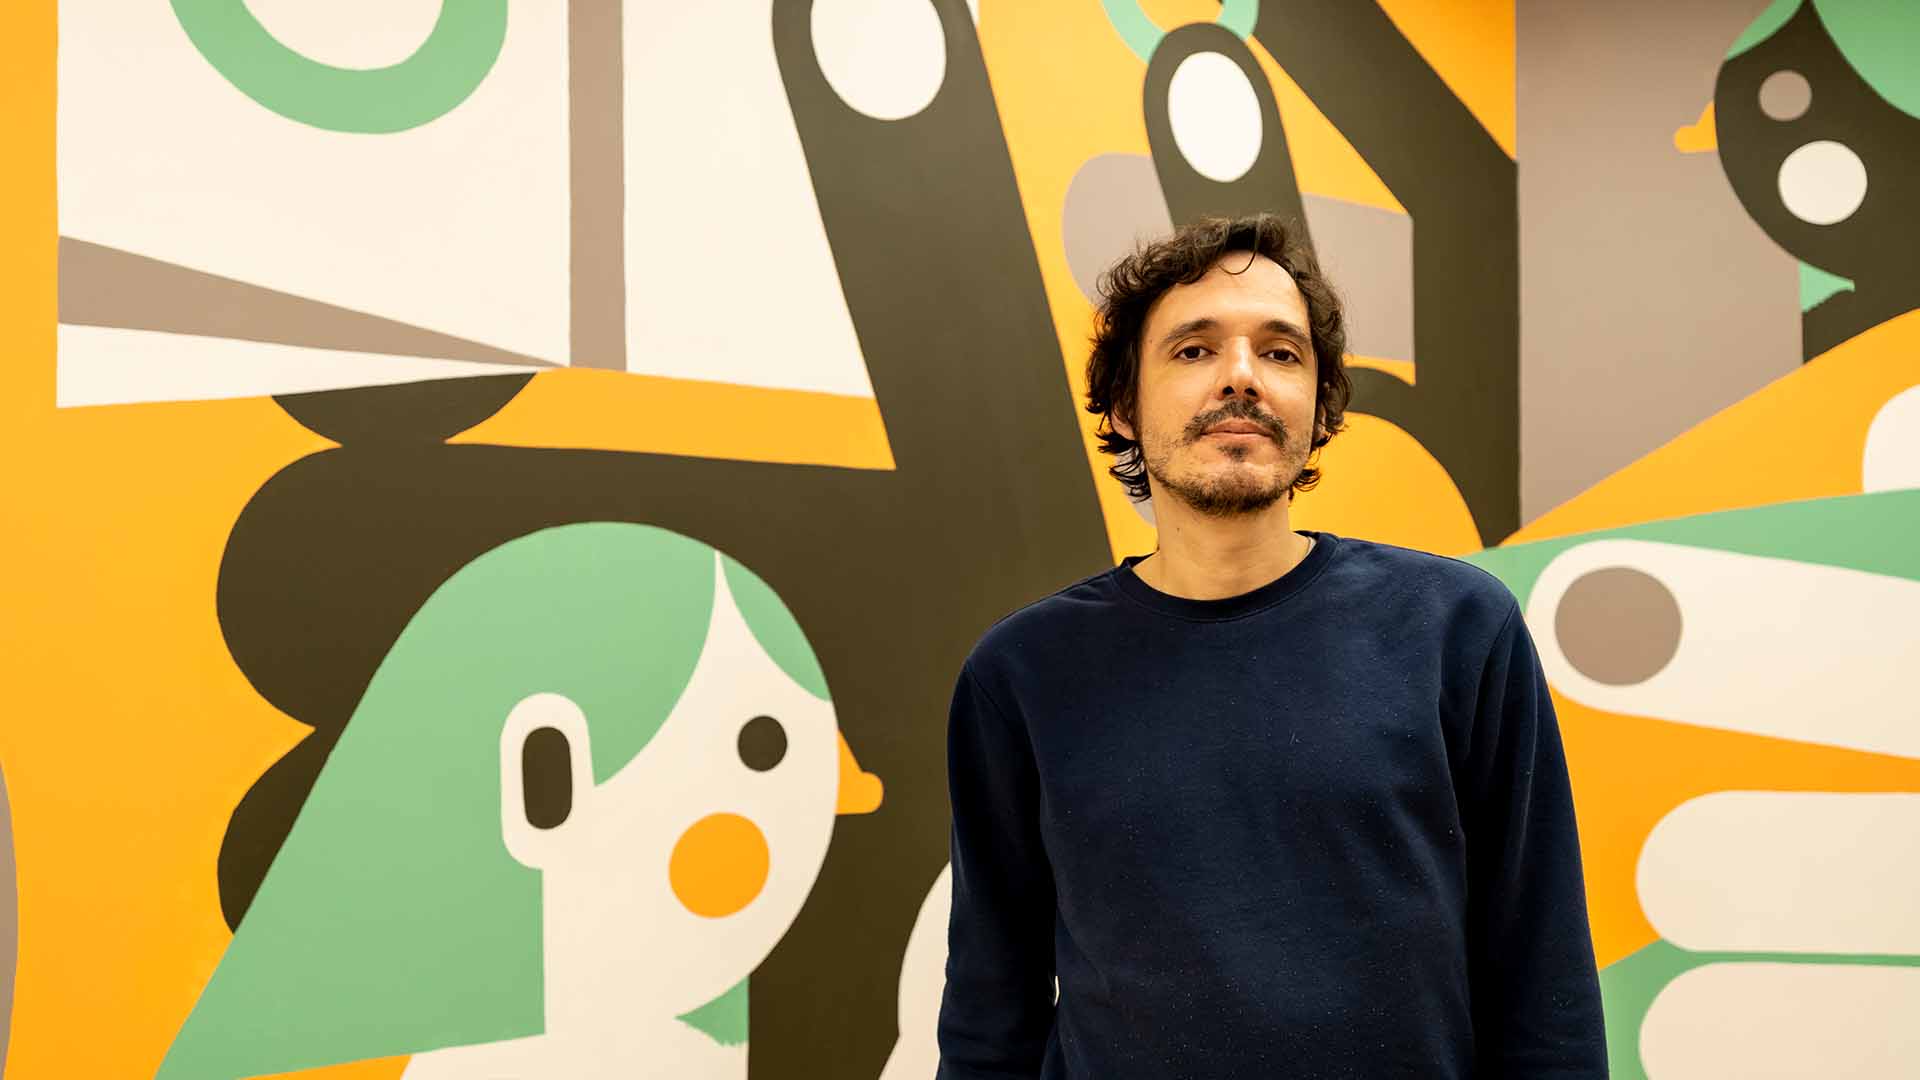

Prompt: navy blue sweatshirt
xmin=937 ymin=532 xmax=1606 ymax=1078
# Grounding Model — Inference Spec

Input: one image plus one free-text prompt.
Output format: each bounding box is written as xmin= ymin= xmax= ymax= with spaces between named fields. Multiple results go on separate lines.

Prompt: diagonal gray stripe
xmin=56 ymin=237 xmax=558 ymax=368
xmin=568 ymin=0 xmax=626 ymax=370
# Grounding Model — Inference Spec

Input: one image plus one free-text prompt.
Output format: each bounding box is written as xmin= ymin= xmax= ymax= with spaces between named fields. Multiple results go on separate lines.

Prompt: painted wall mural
xmin=1 ymin=1 xmax=1915 ymax=1078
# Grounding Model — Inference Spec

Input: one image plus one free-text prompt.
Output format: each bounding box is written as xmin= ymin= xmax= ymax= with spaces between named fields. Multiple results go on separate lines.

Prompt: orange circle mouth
xmin=668 ymin=812 xmax=770 ymax=918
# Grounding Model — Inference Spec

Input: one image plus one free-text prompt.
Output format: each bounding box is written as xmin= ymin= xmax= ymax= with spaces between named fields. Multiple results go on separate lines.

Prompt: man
xmin=937 ymin=215 xmax=1606 ymax=1078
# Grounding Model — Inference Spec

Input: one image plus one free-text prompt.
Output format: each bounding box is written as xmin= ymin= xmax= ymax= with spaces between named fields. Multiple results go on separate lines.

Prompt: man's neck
xmin=1133 ymin=493 xmax=1313 ymax=601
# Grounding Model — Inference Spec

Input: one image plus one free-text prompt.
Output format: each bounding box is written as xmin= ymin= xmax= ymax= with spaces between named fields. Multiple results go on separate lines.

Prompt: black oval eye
xmin=738 ymin=715 xmax=788 ymax=772
xmin=521 ymin=726 xmax=573 ymax=830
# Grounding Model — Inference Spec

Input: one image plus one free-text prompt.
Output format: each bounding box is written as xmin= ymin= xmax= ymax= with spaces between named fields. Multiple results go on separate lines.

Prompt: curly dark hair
xmin=1085 ymin=213 xmax=1353 ymax=502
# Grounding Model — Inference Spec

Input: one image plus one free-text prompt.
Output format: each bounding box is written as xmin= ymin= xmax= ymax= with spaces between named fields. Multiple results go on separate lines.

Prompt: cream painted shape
xmin=1862 ymin=384 xmax=1920 ymax=492
xmin=1641 ymin=962 xmax=1920 ymax=1079
xmin=1638 ymin=791 xmax=1920 ymax=955
xmin=56 ymin=1 xmax=568 ymax=363
xmin=621 ymin=3 xmax=876 ymax=397
xmin=879 ymin=863 xmax=952 ymax=1080
xmin=1526 ymin=540 xmax=1920 ymax=758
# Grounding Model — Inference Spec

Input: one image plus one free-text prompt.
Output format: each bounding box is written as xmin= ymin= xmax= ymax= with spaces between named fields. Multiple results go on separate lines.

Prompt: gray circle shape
xmin=1759 ymin=69 xmax=1813 ymax=122
xmin=1554 ymin=566 xmax=1684 ymax=686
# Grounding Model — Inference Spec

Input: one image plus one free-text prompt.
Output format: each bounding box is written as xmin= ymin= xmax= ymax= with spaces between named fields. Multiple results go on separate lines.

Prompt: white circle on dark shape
xmin=1167 ymin=51 xmax=1263 ymax=183
xmin=811 ymin=0 xmax=947 ymax=121
xmin=1777 ymin=140 xmax=1868 ymax=225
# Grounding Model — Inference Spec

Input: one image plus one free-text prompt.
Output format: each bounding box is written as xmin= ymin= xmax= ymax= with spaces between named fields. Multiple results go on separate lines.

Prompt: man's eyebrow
xmin=1156 ymin=317 xmax=1218 ymax=350
xmin=1261 ymin=318 xmax=1310 ymax=345
xmin=1155 ymin=316 xmax=1310 ymax=350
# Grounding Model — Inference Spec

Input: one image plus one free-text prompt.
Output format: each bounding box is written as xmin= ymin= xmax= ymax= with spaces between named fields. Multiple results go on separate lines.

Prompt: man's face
xmin=1116 ymin=252 xmax=1320 ymax=517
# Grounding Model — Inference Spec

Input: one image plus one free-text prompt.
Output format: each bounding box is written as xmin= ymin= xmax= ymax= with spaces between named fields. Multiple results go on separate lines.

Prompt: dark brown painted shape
xmin=522 ymin=727 xmax=574 ymax=831
xmin=213 ymin=4 xmax=1108 ymax=1077
xmin=738 ymin=715 xmax=788 ymax=773
xmin=1714 ymin=2 xmax=1920 ymax=359
xmin=1244 ymin=0 xmax=1521 ymax=544
xmin=1144 ymin=23 xmax=1312 ymax=242
xmin=273 ymin=374 xmax=533 ymax=446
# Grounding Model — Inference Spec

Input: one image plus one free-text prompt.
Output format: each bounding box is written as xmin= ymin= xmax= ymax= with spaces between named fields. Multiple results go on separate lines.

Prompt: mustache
xmin=1182 ymin=400 xmax=1287 ymax=443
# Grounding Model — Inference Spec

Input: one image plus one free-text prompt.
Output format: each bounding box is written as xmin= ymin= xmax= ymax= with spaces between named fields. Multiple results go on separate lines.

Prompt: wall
xmin=1 ymin=1 xmax=1914 ymax=1077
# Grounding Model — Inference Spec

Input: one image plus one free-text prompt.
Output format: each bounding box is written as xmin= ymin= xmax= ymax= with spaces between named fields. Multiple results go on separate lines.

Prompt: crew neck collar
xmin=1113 ymin=531 xmax=1339 ymax=622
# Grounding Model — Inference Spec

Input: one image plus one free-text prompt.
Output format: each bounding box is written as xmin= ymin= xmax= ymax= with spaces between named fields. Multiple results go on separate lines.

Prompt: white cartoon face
xmin=498 ymin=556 xmax=842 ymax=1019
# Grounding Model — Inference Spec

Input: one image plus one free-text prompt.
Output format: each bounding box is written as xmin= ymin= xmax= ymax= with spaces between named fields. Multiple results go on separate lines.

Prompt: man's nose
xmin=1219 ymin=339 xmax=1258 ymax=397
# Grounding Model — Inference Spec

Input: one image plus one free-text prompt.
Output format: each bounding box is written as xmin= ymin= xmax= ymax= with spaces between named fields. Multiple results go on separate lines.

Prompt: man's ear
xmin=500 ymin=693 xmax=594 ymax=870
xmin=1110 ymin=405 xmax=1137 ymax=442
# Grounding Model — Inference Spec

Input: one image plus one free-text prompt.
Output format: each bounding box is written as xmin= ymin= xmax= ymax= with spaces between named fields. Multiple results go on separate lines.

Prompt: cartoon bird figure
xmin=1712 ymin=0 xmax=1920 ymax=359
xmin=158 ymin=522 xmax=882 ymax=1079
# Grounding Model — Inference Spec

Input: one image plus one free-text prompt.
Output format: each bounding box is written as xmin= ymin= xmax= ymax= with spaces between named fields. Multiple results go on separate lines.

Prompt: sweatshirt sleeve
xmin=1462 ymin=605 xmax=1610 ymax=1078
xmin=936 ymin=660 xmax=1058 ymax=1079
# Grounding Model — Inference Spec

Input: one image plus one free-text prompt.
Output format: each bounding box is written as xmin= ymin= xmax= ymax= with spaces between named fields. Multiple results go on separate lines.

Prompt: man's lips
xmin=1202 ymin=421 xmax=1272 ymax=437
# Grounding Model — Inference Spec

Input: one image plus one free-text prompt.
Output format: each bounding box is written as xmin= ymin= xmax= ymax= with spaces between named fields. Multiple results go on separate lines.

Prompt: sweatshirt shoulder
xmin=964 ymin=565 xmax=1124 ymax=673
xmin=1328 ymin=534 xmax=1520 ymax=629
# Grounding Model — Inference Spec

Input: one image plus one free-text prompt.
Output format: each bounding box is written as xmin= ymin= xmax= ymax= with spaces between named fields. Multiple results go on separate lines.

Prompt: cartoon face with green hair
xmin=159 ymin=522 xmax=881 ymax=1079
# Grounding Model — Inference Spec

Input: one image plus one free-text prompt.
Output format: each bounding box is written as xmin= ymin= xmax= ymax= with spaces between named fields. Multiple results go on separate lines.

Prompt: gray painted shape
xmin=1 ymin=764 xmax=14 ymax=1074
xmin=1518 ymin=0 xmax=1801 ymax=522
xmin=57 ymin=238 xmax=557 ymax=369
xmin=1058 ymin=159 xmax=1414 ymax=362
xmin=1061 ymin=153 xmax=1174 ymax=303
xmin=568 ymin=0 xmax=626 ymax=370
xmin=1301 ymin=193 xmax=1414 ymax=362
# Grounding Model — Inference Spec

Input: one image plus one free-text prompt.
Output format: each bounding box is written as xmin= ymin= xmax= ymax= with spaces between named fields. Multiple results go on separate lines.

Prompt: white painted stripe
xmin=1643 ymin=962 xmax=1920 ymax=1079
xmin=56 ymin=324 xmax=543 ymax=408
xmin=1526 ymin=540 xmax=1920 ymax=758
xmin=1639 ymin=791 xmax=1920 ymax=954
xmin=621 ymin=5 xmax=877 ymax=398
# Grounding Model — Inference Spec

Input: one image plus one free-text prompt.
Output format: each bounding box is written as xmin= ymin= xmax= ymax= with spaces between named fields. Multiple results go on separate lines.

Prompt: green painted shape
xmin=1800 ymin=261 xmax=1857 ymax=310
xmin=1814 ymin=0 xmax=1920 ymax=119
xmin=170 ymin=0 xmax=507 ymax=133
xmin=1599 ymin=939 xmax=1696 ymax=1080
xmin=1463 ymin=489 xmax=1920 ymax=610
xmin=1217 ymin=0 xmax=1260 ymax=38
xmin=1101 ymin=0 xmax=1260 ymax=62
xmin=158 ymin=523 xmax=716 ymax=1078
xmin=1601 ymin=939 xmax=1920 ymax=1080
xmin=678 ymin=976 xmax=750 ymax=1047
xmin=1100 ymin=0 xmax=1163 ymax=62
xmin=1727 ymin=0 xmax=1806 ymax=58
xmin=723 ymin=556 xmax=830 ymax=701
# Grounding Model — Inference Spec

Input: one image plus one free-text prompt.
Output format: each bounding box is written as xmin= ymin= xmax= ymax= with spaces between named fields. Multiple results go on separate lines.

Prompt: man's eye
xmin=1175 ymin=345 xmax=1208 ymax=361
xmin=1267 ymin=350 xmax=1300 ymax=363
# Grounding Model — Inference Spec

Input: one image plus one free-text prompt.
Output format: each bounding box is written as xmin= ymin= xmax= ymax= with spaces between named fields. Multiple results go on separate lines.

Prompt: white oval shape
xmin=1638 ymin=791 xmax=1920 ymax=955
xmin=1777 ymin=140 xmax=1869 ymax=225
xmin=1167 ymin=51 xmax=1263 ymax=183
xmin=1863 ymin=384 xmax=1920 ymax=492
xmin=1525 ymin=540 xmax=1920 ymax=759
xmin=811 ymin=0 xmax=947 ymax=121
xmin=1642 ymin=962 xmax=1920 ymax=1079
xmin=243 ymin=0 xmax=443 ymax=70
